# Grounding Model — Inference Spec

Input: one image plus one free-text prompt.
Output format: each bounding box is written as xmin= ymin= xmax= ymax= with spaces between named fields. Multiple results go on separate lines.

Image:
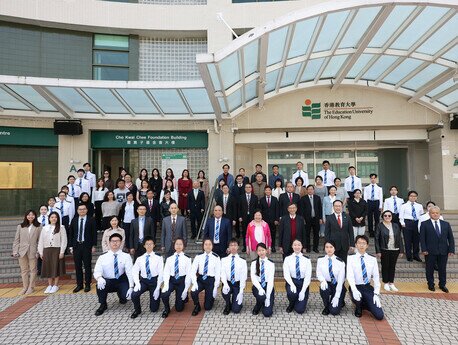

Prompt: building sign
xmin=91 ymin=131 xmax=208 ymax=149
xmin=302 ymin=99 xmax=374 ymax=120
xmin=0 ymin=127 xmax=58 ymax=147
xmin=161 ymin=153 xmax=188 ymax=178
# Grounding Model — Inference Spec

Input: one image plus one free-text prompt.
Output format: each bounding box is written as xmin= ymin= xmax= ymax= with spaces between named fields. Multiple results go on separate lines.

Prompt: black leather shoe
xmin=428 ymin=286 xmax=435 ymax=292
xmin=322 ymin=307 xmax=330 ymax=315
xmin=95 ymin=304 xmax=107 ymax=316
xmin=354 ymin=307 xmax=362 ymax=318
xmin=84 ymin=285 xmax=91 ymax=293
xmin=192 ymin=305 xmax=201 ymax=316
xmin=131 ymin=311 xmax=141 ymax=319
xmin=252 ymin=304 xmax=261 ymax=315
xmin=119 ymin=298 xmax=127 ymax=304
xmin=223 ymin=305 xmax=231 ymax=315
xmin=161 ymin=309 xmax=169 ymax=318
xmin=286 ymin=303 xmax=294 ymax=313
xmin=413 ymin=257 xmax=423 ymax=262
xmin=73 ymin=285 xmax=83 ymax=293
xmin=440 ymin=286 xmax=449 ymax=293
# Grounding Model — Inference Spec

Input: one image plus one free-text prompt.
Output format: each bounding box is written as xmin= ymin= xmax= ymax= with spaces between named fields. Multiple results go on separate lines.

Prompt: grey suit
xmin=161 ymin=215 xmax=187 ymax=257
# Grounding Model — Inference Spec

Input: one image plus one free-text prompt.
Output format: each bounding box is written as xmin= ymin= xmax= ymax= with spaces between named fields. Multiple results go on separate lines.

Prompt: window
xmin=93 ymin=34 xmax=130 ymax=81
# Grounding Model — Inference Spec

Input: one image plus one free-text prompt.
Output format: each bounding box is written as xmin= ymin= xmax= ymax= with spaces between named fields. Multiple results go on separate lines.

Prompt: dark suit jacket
xmin=420 ymin=219 xmax=455 ymax=256
xmin=187 ymin=190 xmax=205 ymax=214
xmin=142 ymin=198 xmax=161 ymax=221
xmin=278 ymin=214 xmax=306 ymax=252
xmin=279 ymin=192 xmax=301 ymax=217
xmin=231 ymin=184 xmax=245 ymax=198
xmin=216 ymin=194 xmax=238 ymax=221
xmin=324 ymin=213 xmax=354 ymax=252
xmin=130 ymin=217 xmax=155 ymax=250
xmin=118 ymin=201 xmax=139 ymax=223
xmin=298 ymin=194 xmax=322 ymax=222
xmin=259 ymin=195 xmax=279 ymax=224
xmin=69 ymin=216 xmax=97 ymax=248
xmin=203 ymin=217 xmax=232 ymax=249
xmin=375 ymin=222 xmax=404 ymax=253
xmin=238 ymin=193 xmax=259 ymax=223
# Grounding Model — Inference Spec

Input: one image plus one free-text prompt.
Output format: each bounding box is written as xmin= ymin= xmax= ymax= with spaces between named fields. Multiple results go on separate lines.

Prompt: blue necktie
xmin=71 ymin=184 xmax=74 ymax=196
xmin=371 ymin=185 xmax=375 ymax=200
xmin=84 ymin=172 xmax=87 ymax=179
xmin=50 ymin=207 xmax=53 ymax=213
xmin=79 ymin=179 xmax=82 ymax=187
xmin=230 ymin=255 xmax=235 ymax=284
xmin=260 ymin=260 xmax=266 ymax=288
xmin=393 ymin=196 xmax=398 ymax=213
xmin=215 ymin=219 xmax=220 ymax=242
xmin=328 ymin=258 xmax=336 ymax=284
xmin=295 ymin=255 xmax=300 ymax=279
xmin=361 ymin=255 xmax=369 ymax=284
xmin=434 ymin=221 xmax=441 ymax=237
xmin=174 ymin=254 xmax=180 ymax=279
xmin=324 ymin=171 xmax=327 ymax=185
xmin=146 ymin=254 xmax=152 ymax=279
xmin=41 ymin=216 xmax=45 ymax=226
xmin=411 ymin=203 xmax=417 ymax=221
xmin=203 ymin=254 xmax=209 ymax=280
xmin=60 ymin=202 xmax=64 ymax=217
xmin=351 ymin=176 xmax=354 ymax=191
xmin=114 ymin=254 xmax=119 ymax=279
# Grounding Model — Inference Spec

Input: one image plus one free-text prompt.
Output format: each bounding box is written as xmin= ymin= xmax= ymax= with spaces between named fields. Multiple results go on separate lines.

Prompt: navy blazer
xmin=187 ymin=189 xmax=205 ymax=213
xmin=324 ymin=213 xmax=354 ymax=252
xmin=203 ymin=217 xmax=232 ymax=249
xmin=69 ymin=216 xmax=97 ymax=248
xmin=420 ymin=219 xmax=455 ymax=256
xmin=259 ymin=195 xmax=279 ymax=223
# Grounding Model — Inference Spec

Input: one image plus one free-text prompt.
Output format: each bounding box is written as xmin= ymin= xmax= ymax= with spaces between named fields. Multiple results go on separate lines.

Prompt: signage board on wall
xmin=302 ymin=98 xmax=374 ymax=120
xmin=161 ymin=153 xmax=188 ymax=181
xmin=91 ymin=131 xmax=208 ymax=149
xmin=0 ymin=127 xmax=57 ymax=147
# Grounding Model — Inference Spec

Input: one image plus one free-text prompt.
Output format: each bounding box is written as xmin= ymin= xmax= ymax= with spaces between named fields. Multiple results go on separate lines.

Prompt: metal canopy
xmin=0 ymin=0 xmax=456 ymax=122
xmin=197 ymin=0 xmax=458 ymax=118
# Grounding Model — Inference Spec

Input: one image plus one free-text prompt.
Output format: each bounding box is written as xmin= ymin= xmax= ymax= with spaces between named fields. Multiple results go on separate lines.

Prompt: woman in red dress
xmin=178 ymin=169 xmax=192 ymax=217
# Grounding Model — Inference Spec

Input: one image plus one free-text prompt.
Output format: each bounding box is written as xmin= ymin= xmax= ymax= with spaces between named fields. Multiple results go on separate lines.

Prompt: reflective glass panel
xmin=207 ymin=64 xmax=222 ymax=91
xmin=300 ymin=58 xmax=324 ymax=82
xmin=280 ymin=62 xmax=301 ymax=87
xmin=245 ymin=79 xmax=257 ymax=102
xmin=244 ymin=40 xmax=259 ymax=77
xmin=181 ymin=88 xmax=214 ymax=114
xmin=267 ymin=26 xmax=289 ymax=66
xmin=382 ymin=58 xmax=423 ymax=84
xmin=82 ymin=88 xmax=129 ymax=113
xmin=436 ymin=89 xmax=458 ymax=106
xmin=0 ymin=88 xmax=30 ymax=110
xmin=7 ymin=85 xmax=56 ymax=111
xmin=369 ymin=6 xmax=416 ymax=47
xmin=115 ymin=89 xmax=159 ymax=114
xmin=314 ymin=11 xmax=350 ymax=52
xmin=402 ymin=64 xmax=447 ymax=90
xmin=417 ymin=14 xmax=458 ymax=55
xmin=94 ymin=34 xmax=129 ymax=50
xmin=149 ymin=89 xmax=188 ymax=114
xmin=321 ymin=55 xmax=348 ymax=79
xmin=265 ymin=69 xmax=280 ymax=93
xmin=427 ymin=79 xmax=455 ymax=98
xmin=93 ymin=51 xmax=129 ymax=65
xmin=46 ymin=87 xmax=97 ymax=113
xmin=347 ymin=54 xmax=373 ymax=78
xmin=93 ymin=67 xmax=129 ymax=81
xmin=226 ymin=89 xmax=242 ymax=112
xmin=339 ymin=7 xmax=381 ymax=48
xmin=288 ymin=17 xmax=319 ymax=59
xmin=362 ymin=55 xmax=398 ymax=80
xmin=219 ymin=52 xmax=240 ymax=89
xmin=443 ymin=45 xmax=458 ymax=62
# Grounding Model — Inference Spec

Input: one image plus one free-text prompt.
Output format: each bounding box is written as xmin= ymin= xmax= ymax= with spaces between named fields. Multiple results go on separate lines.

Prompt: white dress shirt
xmin=344 ymin=175 xmax=362 ymax=193
xmin=163 ymin=252 xmax=192 ymax=281
xmin=418 ymin=213 xmax=443 ymax=232
xmin=159 ymin=189 xmax=178 ymax=203
xmin=54 ymin=198 xmax=73 ymax=218
xmin=123 ymin=202 xmax=136 ymax=223
xmin=84 ymin=170 xmax=96 ymax=189
xmin=76 ymin=177 xmax=91 ymax=195
xmin=316 ymin=254 xmax=345 ymax=299
xmin=132 ymin=252 xmax=164 ymax=286
xmin=93 ymin=250 xmax=134 ymax=287
xmin=92 ymin=187 xmax=108 ymax=203
xmin=399 ymin=202 xmax=424 ymax=226
xmin=363 ymin=183 xmax=383 ymax=209
xmin=346 ymin=252 xmax=380 ymax=294
xmin=318 ymin=169 xmax=336 ymax=187
xmin=191 ymin=252 xmax=221 ymax=288
xmin=383 ymin=196 xmax=404 ymax=214
xmin=38 ymin=214 xmax=49 ymax=227
xmin=271 ymin=188 xmax=285 ymax=199
xmin=67 ymin=183 xmax=82 ymax=198
xmin=283 ymin=252 xmax=312 ymax=291
xmin=220 ymin=254 xmax=247 ymax=290
xmin=193 ymin=189 xmax=199 ymax=200
xmin=291 ymin=170 xmax=309 ymax=187
xmin=250 ymin=258 xmax=275 ymax=299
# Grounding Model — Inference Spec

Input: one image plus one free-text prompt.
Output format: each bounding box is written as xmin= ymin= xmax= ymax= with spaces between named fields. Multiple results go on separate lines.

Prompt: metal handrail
xmin=195 ymin=179 xmax=219 ymax=244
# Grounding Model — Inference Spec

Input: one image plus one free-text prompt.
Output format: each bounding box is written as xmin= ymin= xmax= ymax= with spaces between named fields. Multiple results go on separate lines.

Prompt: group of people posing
xmin=11 ymin=160 xmax=455 ymax=321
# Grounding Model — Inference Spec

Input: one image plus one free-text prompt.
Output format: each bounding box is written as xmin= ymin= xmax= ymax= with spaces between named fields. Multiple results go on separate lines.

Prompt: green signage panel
xmin=91 ymin=131 xmax=208 ymax=149
xmin=0 ymin=126 xmax=58 ymax=147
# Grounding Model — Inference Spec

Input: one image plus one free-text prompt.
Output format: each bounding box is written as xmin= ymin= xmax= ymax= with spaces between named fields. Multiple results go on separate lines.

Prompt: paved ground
xmin=0 ymin=280 xmax=457 ymax=345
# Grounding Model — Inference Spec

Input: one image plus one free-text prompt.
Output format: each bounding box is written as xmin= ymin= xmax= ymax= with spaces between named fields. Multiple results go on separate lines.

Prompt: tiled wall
xmin=139 ymin=37 xmax=207 ymax=81
xmin=138 ymin=148 xmax=208 ymax=180
xmin=0 ymin=146 xmax=58 ymax=216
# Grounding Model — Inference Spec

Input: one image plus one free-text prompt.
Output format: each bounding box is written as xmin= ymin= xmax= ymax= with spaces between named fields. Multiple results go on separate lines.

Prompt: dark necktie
xmin=171 ymin=217 xmax=176 ymax=240
xmin=78 ymin=218 xmax=84 ymax=242
xmin=267 ymin=196 xmax=270 ymax=207
xmin=434 ymin=221 xmax=441 ymax=237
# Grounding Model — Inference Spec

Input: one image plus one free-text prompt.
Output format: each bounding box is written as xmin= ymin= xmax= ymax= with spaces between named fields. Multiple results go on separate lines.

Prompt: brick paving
xmin=0 ymin=296 xmax=46 ymax=330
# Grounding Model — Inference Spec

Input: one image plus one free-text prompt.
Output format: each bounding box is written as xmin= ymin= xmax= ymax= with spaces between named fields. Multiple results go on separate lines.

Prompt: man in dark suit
xmin=230 ymin=175 xmax=245 ymax=238
xmin=130 ymin=205 xmax=154 ymax=260
xmin=259 ymin=186 xmax=279 ymax=252
xmin=238 ymin=183 xmax=258 ymax=252
xmin=69 ymin=204 xmax=97 ymax=293
xmin=161 ymin=202 xmax=187 ymax=257
xmin=142 ymin=189 xmax=160 ymax=237
xmin=278 ymin=203 xmax=306 ymax=259
xmin=298 ymin=185 xmax=323 ymax=253
xmin=204 ymin=205 xmax=232 ymax=257
xmin=187 ymin=181 xmax=205 ymax=239
xmin=216 ymin=184 xmax=237 ymax=226
xmin=324 ymin=200 xmax=354 ymax=264
xmin=420 ymin=206 xmax=455 ymax=292
xmin=279 ymin=182 xmax=301 ymax=218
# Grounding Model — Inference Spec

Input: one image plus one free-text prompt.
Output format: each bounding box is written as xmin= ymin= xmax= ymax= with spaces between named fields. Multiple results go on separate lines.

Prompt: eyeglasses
xmin=383 ymin=214 xmax=392 ymax=218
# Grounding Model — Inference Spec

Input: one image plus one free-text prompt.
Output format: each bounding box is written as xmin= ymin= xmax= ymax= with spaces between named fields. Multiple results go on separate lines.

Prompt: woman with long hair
xmin=12 ymin=210 xmax=41 ymax=295
xmin=78 ymin=192 xmax=94 ymax=218
xmin=101 ymin=216 xmax=125 ymax=253
xmin=196 ymin=170 xmax=210 ymax=201
xmin=149 ymin=168 xmax=163 ymax=200
xmin=160 ymin=178 xmax=178 ymax=202
xmin=92 ymin=178 xmax=108 ymax=231
xmin=178 ymin=169 xmax=192 ymax=216
xmin=250 ymin=243 xmax=275 ymax=317
xmin=136 ymin=168 xmax=149 ymax=189
xmin=101 ymin=191 xmax=120 ymax=231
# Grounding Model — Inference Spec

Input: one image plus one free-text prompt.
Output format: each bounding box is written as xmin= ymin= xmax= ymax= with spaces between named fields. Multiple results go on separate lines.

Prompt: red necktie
xmin=289 ymin=193 xmax=292 ymax=203
xmin=337 ymin=214 xmax=342 ymax=228
xmin=267 ymin=197 xmax=270 ymax=207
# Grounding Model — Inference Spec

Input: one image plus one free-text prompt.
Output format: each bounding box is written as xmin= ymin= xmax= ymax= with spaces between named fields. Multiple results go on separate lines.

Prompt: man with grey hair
xmin=420 ymin=206 xmax=455 ymax=293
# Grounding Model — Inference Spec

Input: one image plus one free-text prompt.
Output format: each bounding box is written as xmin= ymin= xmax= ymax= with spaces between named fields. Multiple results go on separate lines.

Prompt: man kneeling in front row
xmin=347 ymin=235 xmax=384 ymax=320
xmin=94 ymin=233 xmax=134 ymax=316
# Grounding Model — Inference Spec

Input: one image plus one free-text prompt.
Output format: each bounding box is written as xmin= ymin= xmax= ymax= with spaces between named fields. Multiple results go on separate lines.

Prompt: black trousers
xmin=73 ymin=242 xmax=92 ymax=287
xmin=222 ymin=280 xmax=243 ymax=313
xmin=319 ymin=282 xmax=346 ymax=315
xmin=426 ymin=254 xmax=448 ymax=288
xmin=131 ymin=276 xmax=160 ymax=313
xmin=190 ymin=210 xmax=203 ymax=237
xmin=403 ymin=219 xmax=420 ymax=259
xmin=305 ymin=217 xmax=320 ymax=251
xmin=380 ymin=249 xmax=399 ymax=283
xmin=266 ymin=221 xmax=277 ymax=249
xmin=133 ymin=245 xmax=146 ymax=261
xmin=213 ymin=243 xmax=227 ymax=258
xmin=122 ymin=222 xmax=131 ymax=249
xmin=335 ymin=249 xmax=348 ymax=266
xmin=191 ymin=276 xmax=215 ymax=310
xmin=61 ymin=216 xmax=70 ymax=249
xmin=94 ymin=201 xmax=103 ymax=230
xmin=161 ymin=276 xmax=186 ymax=312
xmin=367 ymin=200 xmax=380 ymax=235
xmin=97 ymin=274 xmax=129 ymax=305
xmin=350 ymin=284 xmax=384 ymax=320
